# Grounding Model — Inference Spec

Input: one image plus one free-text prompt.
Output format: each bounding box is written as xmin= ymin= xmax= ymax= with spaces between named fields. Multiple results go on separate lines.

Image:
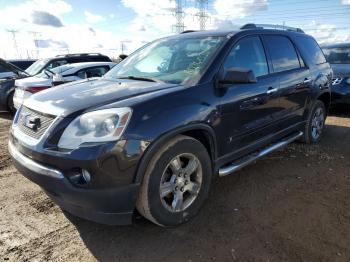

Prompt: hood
xmin=15 ymin=76 xmax=51 ymax=88
xmin=24 ymin=78 xmax=180 ymax=117
xmin=330 ymin=64 xmax=350 ymax=78
xmin=0 ymin=58 xmax=29 ymax=78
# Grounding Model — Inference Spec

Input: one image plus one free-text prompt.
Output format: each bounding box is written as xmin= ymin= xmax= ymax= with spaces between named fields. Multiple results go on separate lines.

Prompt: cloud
xmin=84 ymin=11 xmax=106 ymax=24
xmin=305 ymin=21 xmax=350 ymax=45
xmin=341 ymin=0 xmax=350 ymax=4
xmin=31 ymin=11 xmax=63 ymax=27
xmin=213 ymin=0 xmax=268 ymax=19
xmin=36 ymin=39 xmax=68 ymax=48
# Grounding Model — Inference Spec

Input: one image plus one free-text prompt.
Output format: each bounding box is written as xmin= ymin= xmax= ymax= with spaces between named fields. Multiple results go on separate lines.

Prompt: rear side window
xmin=264 ymin=35 xmax=300 ymax=73
xmin=224 ymin=36 xmax=269 ymax=77
xmin=295 ymin=36 xmax=326 ymax=65
xmin=77 ymin=66 xmax=109 ymax=79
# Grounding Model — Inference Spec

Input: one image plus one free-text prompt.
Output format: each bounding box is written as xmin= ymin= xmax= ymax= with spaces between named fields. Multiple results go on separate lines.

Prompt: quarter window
xmin=264 ymin=36 xmax=300 ymax=73
xmin=224 ymin=36 xmax=268 ymax=78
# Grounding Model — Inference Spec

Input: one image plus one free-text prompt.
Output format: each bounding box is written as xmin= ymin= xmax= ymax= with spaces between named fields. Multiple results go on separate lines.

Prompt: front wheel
xmin=302 ymin=100 xmax=327 ymax=144
xmin=136 ymin=135 xmax=212 ymax=227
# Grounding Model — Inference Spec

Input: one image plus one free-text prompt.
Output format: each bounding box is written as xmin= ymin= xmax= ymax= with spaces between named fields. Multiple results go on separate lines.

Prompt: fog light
xmin=82 ymin=169 xmax=91 ymax=183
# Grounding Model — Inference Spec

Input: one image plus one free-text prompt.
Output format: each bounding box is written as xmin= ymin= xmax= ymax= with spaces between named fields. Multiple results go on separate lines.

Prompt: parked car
xmin=0 ymin=59 xmax=30 ymax=112
xmin=9 ymin=24 xmax=332 ymax=227
xmin=8 ymin=59 xmax=37 ymax=70
xmin=13 ymin=62 xmax=115 ymax=109
xmin=25 ymin=53 xmax=112 ymax=76
xmin=322 ymin=43 xmax=350 ymax=105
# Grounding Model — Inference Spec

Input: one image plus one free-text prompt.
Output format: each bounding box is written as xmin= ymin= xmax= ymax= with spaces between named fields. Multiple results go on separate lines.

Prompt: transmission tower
xmin=172 ymin=0 xmax=185 ymax=33
xmin=6 ymin=29 xmax=21 ymax=58
xmin=196 ymin=0 xmax=209 ymax=30
xmin=29 ymin=31 xmax=40 ymax=58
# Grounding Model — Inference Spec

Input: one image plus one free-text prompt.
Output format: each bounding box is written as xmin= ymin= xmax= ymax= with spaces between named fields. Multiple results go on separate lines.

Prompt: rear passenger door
xmin=263 ymin=35 xmax=311 ymax=128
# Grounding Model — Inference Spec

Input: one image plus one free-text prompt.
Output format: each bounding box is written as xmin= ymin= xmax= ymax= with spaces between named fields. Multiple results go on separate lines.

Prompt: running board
xmin=218 ymin=131 xmax=303 ymax=177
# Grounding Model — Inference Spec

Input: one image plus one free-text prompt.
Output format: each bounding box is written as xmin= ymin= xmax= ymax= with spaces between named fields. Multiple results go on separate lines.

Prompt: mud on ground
xmin=0 ymin=110 xmax=349 ymax=262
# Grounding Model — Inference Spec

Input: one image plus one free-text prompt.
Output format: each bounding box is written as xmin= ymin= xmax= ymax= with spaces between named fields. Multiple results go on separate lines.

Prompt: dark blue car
xmin=323 ymin=43 xmax=350 ymax=105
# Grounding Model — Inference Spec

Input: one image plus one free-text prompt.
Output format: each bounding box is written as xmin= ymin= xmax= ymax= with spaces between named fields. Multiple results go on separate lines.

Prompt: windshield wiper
xmin=118 ymin=76 xmax=162 ymax=83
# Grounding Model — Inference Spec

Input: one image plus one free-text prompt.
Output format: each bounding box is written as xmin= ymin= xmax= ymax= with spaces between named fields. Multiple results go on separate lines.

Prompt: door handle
xmin=266 ymin=87 xmax=278 ymax=94
xmin=303 ymin=78 xmax=312 ymax=84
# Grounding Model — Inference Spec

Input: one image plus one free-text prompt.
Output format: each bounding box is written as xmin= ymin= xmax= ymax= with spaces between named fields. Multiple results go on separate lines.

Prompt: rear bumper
xmin=9 ymin=140 xmax=140 ymax=225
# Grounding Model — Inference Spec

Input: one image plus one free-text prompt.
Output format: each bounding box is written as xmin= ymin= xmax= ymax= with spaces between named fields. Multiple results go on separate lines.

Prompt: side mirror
xmin=218 ymin=67 xmax=257 ymax=85
xmin=52 ymin=73 xmax=65 ymax=86
xmin=119 ymin=54 xmax=128 ymax=60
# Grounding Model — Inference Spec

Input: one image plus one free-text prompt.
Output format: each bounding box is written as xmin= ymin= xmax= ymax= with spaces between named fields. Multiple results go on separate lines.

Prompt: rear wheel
xmin=136 ymin=135 xmax=212 ymax=227
xmin=302 ymin=100 xmax=326 ymax=144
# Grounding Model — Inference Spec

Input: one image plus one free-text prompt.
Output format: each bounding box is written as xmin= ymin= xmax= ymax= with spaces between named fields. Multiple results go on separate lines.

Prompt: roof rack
xmin=240 ymin=23 xmax=304 ymax=33
xmin=55 ymin=53 xmax=104 ymax=58
xmin=180 ymin=30 xmax=197 ymax=34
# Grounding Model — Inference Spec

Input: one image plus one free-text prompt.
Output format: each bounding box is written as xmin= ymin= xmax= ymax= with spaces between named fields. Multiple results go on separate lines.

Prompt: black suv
xmin=9 ymin=24 xmax=332 ymax=227
xmin=322 ymin=43 xmax=350 ymax=105
xmin=25 ymin=53 xmax=112 ymax=76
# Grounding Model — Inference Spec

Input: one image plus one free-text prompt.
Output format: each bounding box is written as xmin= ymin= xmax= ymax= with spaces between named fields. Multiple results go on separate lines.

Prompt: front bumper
xmin=8 ymin=139 xmax=141 ymax=225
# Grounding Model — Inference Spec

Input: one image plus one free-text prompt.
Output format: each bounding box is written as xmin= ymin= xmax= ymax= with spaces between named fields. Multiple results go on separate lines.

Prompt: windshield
xmin=105 ymin=36 xmax=225 ymax=85
xmin=25 ymin=58 xmax=49 ymax=75
xmin=323 ymin=47 xmax=350 ymax=64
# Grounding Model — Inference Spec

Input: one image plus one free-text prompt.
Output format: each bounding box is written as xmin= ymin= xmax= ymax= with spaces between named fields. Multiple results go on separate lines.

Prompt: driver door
xmin=218 ymin=36 xmax=283 ymax=156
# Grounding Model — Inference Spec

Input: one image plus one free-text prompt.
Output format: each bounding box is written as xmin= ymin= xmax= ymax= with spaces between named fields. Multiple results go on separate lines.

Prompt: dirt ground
xmin=0 ymin=109 xmax=349 ymax=262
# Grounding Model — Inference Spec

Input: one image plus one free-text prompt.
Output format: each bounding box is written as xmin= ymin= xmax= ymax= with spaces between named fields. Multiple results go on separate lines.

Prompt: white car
xmin=13 ymin=62 xmax=115 ymax=109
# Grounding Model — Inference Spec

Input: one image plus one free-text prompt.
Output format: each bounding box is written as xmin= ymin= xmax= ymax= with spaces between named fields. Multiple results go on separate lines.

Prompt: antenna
xmin=195 ymin=0 xmax=209 ymax=30
xmin=172 ymin=0 xmax=185 ymax=33
xmin=6 ymin=29 xmax=21 ymax=58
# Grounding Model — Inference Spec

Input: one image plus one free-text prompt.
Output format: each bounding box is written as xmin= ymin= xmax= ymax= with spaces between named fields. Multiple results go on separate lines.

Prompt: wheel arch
xmin=134 ymin=124 xmax=217 ymax=184
xmin=317 ymin=91 xmax=331 ymax=113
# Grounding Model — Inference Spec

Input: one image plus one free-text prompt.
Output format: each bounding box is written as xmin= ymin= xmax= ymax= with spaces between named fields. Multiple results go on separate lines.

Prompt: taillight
xmin=24 ymin=86 xmax=50 ymax=93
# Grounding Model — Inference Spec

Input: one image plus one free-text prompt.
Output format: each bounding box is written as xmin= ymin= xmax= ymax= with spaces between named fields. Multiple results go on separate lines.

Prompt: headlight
xmin=346 ymin=77 xmax=350 ymax=85
xmin=58 ymin=108 xmax=132 ymax=150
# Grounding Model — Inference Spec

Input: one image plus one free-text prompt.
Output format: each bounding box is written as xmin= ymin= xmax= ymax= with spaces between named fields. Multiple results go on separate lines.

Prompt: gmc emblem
xmin=24 ymin=115 xmax=41 ymax=131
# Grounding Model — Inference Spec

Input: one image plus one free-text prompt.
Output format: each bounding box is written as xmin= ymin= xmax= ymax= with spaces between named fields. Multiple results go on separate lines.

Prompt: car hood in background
xmin=24 ymin=78 xmax=181 ymax=117
xmin=330 ymin=64 xmax=350 ymax=78
xmin=15 ymin=76 xmax=52 ymax=88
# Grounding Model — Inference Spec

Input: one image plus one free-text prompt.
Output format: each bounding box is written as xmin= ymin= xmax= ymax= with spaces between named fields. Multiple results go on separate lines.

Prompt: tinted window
xmin=323 ymin=46 xmax=350 ymax=64
xmin=294 ymin=36 xmax=327 ymax=65
xmin=224 ymin=36 xmax=268 ymax=77
xmin=265 ymin=36 xmax=300 ymax=73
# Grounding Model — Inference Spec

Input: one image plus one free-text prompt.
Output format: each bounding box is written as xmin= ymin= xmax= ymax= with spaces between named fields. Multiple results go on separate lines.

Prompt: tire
xmin=302 ymin=100 xmax=327 ymax=144
xmin=136 ymin=135 xmax=212 ymax=227
xmin=7 ymin=92 xmax=15 ymax=114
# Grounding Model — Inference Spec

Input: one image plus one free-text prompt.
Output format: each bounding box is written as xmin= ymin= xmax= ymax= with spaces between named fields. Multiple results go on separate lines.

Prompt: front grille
xmin=332 ymin=77 xmax=343 ymax=85
xmin=18 ymin=107 xmax=56 ymax=140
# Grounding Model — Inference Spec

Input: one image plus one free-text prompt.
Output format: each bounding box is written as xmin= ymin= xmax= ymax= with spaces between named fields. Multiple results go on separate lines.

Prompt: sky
xmin=0 ymin=0 xmax=349 ymax=59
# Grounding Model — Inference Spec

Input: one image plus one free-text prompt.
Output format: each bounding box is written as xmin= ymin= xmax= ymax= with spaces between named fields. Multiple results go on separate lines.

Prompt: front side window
xmin=77 ymin=66 xmax=109 ymax=79
xmin=323 ymin=46 xmax=350 ymax=64
xmin=105 ymin=36 xmax=226 ymax=85
xmin=47 ymin=59 xmax=68 ymax=70
xmin=265 ymin=35 xmax=300 ymax=73
xmin=224 ymin=36 xmax=269 ymax=78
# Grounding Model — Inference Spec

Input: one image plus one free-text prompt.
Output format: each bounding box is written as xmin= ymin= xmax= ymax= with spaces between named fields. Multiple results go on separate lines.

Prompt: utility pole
xmin=120 ymin=40 xmax=131 ymax=54
xmin=196 ymin=0 xmax=208 ymax=30
xmin=6 ymin=29 xmax=21 ymax=58
xmin=29 ymin=31 xmax=40 ymax=58
xmin=172 ymin=0 xmax=185 ymax=33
